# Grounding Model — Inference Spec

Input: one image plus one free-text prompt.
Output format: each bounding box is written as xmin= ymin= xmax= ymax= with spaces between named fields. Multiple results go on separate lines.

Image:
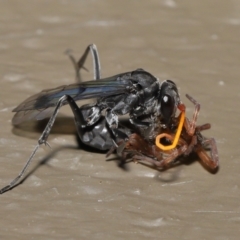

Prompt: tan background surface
xmin=0 ymin=0 xmax=239 ymax=239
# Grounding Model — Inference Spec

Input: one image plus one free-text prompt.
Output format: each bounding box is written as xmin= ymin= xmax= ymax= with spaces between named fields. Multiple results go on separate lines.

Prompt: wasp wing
xmin=12 ymin=72 xmax=131 ymax=125
xmin=12 ymin=107 xmax=57 ymax=125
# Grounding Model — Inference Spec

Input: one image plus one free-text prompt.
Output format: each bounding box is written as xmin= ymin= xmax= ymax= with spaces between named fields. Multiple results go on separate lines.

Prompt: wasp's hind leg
xmin=66 ymin=44 xmax=101 ymax=82
xmin=0 ymin=94 xmax=108 ymax=194
xmin=0 ymin=94 xmax=73 ymax=194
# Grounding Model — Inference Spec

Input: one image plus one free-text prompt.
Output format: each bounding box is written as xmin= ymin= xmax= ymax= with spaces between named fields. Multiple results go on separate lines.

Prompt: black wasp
xmin=0 ymin=44 xmax=182 ymax=193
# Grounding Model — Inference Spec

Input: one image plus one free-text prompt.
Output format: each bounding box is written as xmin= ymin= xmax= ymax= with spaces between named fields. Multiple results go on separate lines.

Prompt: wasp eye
xmin=161 ymin=94 xmax=175 ymax=123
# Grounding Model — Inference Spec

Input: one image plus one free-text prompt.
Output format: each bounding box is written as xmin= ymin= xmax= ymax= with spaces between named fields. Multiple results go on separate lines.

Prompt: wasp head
xmin=158 ymin=80 xmax=181 ymax=126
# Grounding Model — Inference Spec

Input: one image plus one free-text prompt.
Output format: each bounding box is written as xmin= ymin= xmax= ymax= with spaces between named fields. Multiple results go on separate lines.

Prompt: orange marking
xmin=155 ymin=111 xmax=185 ymax=151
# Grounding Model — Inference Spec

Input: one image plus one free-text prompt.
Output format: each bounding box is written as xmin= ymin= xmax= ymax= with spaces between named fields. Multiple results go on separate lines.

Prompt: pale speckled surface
xmin=0 ymin=0 xmax=240 ymax=239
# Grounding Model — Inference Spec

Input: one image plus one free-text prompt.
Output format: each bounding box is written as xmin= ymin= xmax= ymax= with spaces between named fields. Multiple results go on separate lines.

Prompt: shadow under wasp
xmin=0 ymin=44 xmax=219 ymax=194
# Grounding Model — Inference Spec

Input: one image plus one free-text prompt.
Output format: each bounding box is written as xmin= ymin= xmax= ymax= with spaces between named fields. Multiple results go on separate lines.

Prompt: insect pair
xmin=119 ymin=94 xmax=219 ymax=171
xmin=0 ymin=44 xmax=219 ymax=194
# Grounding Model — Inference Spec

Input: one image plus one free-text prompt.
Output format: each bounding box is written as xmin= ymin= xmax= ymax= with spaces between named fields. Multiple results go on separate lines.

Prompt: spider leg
xmin=184 ymin=94 xmax=201 ymax=136
xmin=196 ymin=123 xmax=211 ymax=131
xmin=107 ymin=133 xmax=141 ymax=160
xmin=196 ymin=138 xmax=219 ymax=171
xmin=129 ymin=133 xmax=188 ymax=169
xmin=183 ymin=135 xmax=198 ymax=156
xmin=134 ymin=144 xmax=188 ymax=169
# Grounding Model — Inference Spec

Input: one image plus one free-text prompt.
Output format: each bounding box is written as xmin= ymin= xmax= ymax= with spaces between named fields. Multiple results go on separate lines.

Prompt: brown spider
xmin=119 ymin=94 xmax=219 ymax=172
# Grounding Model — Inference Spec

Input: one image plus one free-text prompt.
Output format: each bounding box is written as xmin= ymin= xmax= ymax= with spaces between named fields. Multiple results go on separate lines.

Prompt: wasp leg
xmin=66 ymin=43 xmax=101 ymax=82
xmin=0 ymin=94 xmax=108 ymax=193
xmin=105 ymin=126 xmax=131 ymax=158
xmin=76 ymin=103 xmax=102 ymax=127
xmin=67 ymin=97 xmax=117 ymax=151
xmin=67 ymin=98 xmax=130 ymax=152
xmin=129 ymin=118 xmax=150 ymax=128
xmin=184 ymin=94 xmax=201 ymax=136
xmin=105 ymin=109 xmax=118 ymax=129
xmin=0 ymin=95 xmax=71 ymax=194
xmin=196 ymin=138 xmax=219 ymax=171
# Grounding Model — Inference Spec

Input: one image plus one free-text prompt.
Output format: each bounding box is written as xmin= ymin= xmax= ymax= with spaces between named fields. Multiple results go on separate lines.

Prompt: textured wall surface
xmin=0 ymin=1 xmax=239 ymax=239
